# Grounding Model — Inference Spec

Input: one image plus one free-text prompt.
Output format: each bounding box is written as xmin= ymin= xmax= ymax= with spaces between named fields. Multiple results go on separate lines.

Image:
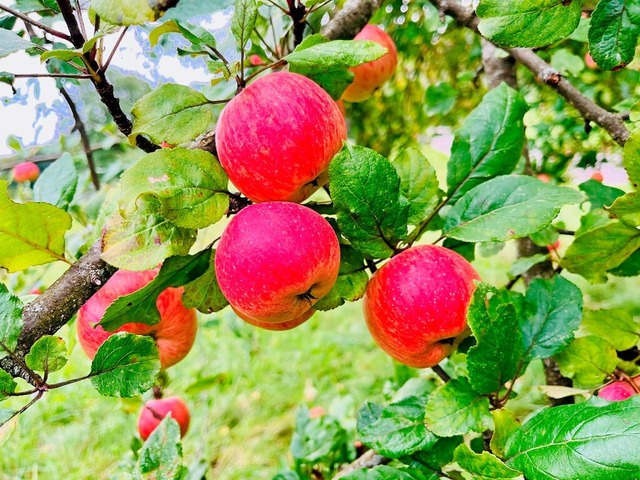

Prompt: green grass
xmin=0 ymin=302 xmax=395 ymax=479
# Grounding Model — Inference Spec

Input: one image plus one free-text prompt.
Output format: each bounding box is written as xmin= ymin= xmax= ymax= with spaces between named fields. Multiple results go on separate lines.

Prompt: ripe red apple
xmin=12 ymin=161 xmax=40 ymax=183
xmin=215 ymin=202 xmax=340 ymax=329
xmin=342 ymin=24 xmax=398 ymax=103
xmin=363 ymin=245 xmax=480 ymax=368
xmin=138 ymin=396 xmax=190 ymax=440
xmin=599 ymin=376 xmax=640 ymax=401
xmin=590 ymin=171 xmax=604 ymax=182
xmin=77 ymin=270 xmax=197 ymax=369
xmin=215 ymin=72 xmax=346 ymax=203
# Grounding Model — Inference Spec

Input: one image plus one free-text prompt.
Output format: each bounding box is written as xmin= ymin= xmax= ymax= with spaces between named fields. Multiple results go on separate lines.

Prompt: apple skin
xmin=590 ymin=171 xmax=604 ymax=182
xmin=215 ymin=202 xmax=340 ymax=329
xmin=585 ymin=52 xmax=598 ymax=70
xmin=342 ymin=25 xmax=398 ymax=103
xmin=599 ymin=376 xmax=640 ymax=401
xmin=363 ymin=245 xmax=480 ymax=368
xmin=12 ymin=161 xmax=40 ymax=183
xmin=215 ymin=72 xmax=347 ymax=203
xmin=138 ymin=396 xmax=190 ymax=440
xmin=77 ymin=270 xmax=197 ymax=369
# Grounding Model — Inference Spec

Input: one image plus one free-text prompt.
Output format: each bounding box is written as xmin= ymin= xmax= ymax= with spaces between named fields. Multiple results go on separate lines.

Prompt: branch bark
xmin=333 ymin=449 xmax=390 ymax=479
xmin=321 ymin=0 xmax=383 ymax=40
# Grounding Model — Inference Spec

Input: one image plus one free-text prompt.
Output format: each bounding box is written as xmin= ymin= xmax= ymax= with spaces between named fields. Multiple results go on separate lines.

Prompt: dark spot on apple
xmin=437 ymin=337 xmax=456 ymax=346
xmin=297 ymin=284 xmax=319 ymax=304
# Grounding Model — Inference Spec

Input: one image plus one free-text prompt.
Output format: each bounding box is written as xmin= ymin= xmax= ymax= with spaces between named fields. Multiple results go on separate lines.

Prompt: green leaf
xmin=580 ymin=308 xmax=640 ymax=352
xmin=588 ymin=0 xmax=640 ymax=70
xmin=329 ymin=144 xmax=409 ymax=259
xmin=505 ymin=397 xmax=640 ymax=480
xmin=102 ymin=194 xmax=197 ymax=270
xmin=130 ymin=85 xmax=214 ymax=145
xmin=404 ymin=436 xmax=462 ymax=475
xmin=25 ymin=336 xmax=67 ymax=373
xmin=0 ymin=370 xmax=17 ymax=401
xmin=118 ymin=148 xmax=229 ymax=230
xmin=562 ymin=221 xmax=640 ymax=281
xmin=342 ymin=466 xmax=432 ymax=480
xmin=467 ymin=284 xmax=525 ymax=395
xmin=137 ymin=416 xmax=184 ymax=479
xmin=314 ymin=245 xmax=368 ymax=311
xmin=554 ymin=336 xmax=618 ymax=388
xmin=454 ymin=444 xmax=522 ymax=479
xmin=90 ymin=332 xmax=160 ymax=397
xmin=508 ymin=253 xmax=549 ymax=279
xmin=40 ymin=49 xmax=82 ymax=62
xmin=579 ymin=179 xmax=625 ymax=210
xmin=610 ymin=192 xmax=640 ymax=226
xmin=521 ymin=276 xmax=583 ymax=360
xmin=160 ymin=0 xmax=234 ymax=22
xmin=424 ymin=377 xmax=494 ymax=437
xmin=444 ymin=175 xmax=583 ymax=243
xmin=149 ymin=20 xmax=217 ymax=49
xmin=0 ymin=284 xmax=23 ymax=360
xmin=490 ymin=409 xmax=521 ymax=459
xmin=610 ymin=248 xmax=640 ymax=276
xmin=182 ymin=249 xmax=229 ymax=314
xmin=32 ymin=153 xmax=78 ymax=210
xmin=357 ymin=396 xmax=437 ymax=459
xmin=447 ymin=84 xmax=527 ymax=204
xmin=231 ymin=0 xmax=257 ymax=52
xmin=0 ymin=181 xmax=72 ymax=272
xmin=91 ymin=0 xmax=163 ymax=25
xmin=477 ymin=0 xmax=582 ymax=48
xmin=99 ymin=250 xmax=209 ymax=331
xmin=394 ymin=148 xmax=442 ymax=225
xmin=624 ymin=128 xmax=640 ymax=188
xmin=0 ymin=29 xmax=35 ymax=58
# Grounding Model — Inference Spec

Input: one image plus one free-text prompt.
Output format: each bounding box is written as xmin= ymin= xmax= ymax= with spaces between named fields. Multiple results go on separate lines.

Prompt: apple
xmin=77 ymin=269 xmax=197 ymax=369
xmin=215 ymin=202 xmax=341 ymax=329
xmin=342 ymin=25 xmax=398 ymax=103
xmin=363 ymin=245 xmax=480 ymax=368
xmin=249 ymin=54 xmax=264 ymax=66
xmin=585 ymin=52 xmax=598 ymax=70
xmin=12 ymin=161 xmax=40 ymax=183
xmin=599 ymin=376 xmax=640 ymax=402
xmin=536 ymin=173 xmax=551 ymax=183
xmin=590 ymin=171 xmax=604 ymax=182
xmin=138 ymin=396 xmax=190 ymax=440
xmin=215 ymin=72 xmax=347 ymax=203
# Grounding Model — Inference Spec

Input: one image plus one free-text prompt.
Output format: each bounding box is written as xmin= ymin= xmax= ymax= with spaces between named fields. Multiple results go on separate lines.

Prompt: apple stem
xmin=431 ymin=365 xmax=451 ymax=383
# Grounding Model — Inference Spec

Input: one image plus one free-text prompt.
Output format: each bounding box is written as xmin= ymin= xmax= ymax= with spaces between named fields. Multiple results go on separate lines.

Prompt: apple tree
xmin=1 ymin=0 xmax=640 ymax=478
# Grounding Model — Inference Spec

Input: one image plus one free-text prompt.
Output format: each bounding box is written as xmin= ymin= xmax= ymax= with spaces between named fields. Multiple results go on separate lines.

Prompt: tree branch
xmin=321 ymin=0 xmax=383 ymax=40
xmin=334 ymin=449 xmax=390 ymax=479
xmin=0 ymin=5 xmax=73 ymax=43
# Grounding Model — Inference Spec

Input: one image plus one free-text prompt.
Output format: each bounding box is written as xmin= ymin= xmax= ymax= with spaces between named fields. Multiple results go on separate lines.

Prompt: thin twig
xmin=0 ymin=5 xmax=73 ymax=42
xmin=12 ymin=73 xmax=92 ymax=79
xmin=432 ymin=364 xmax=451 ymax=383
xmin=102 ymin=27 xmax=128 ymax=72
xmin=0 ymin=391 xmax=44 ymax=428
xmin=73 ymin=0 xmax=88 ymax=40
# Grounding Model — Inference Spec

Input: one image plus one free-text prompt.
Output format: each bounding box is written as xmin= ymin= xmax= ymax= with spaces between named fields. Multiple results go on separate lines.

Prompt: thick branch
xmin=55 ymin=0 xmax=85 ymax=48
xmin=321 ymin=0 xmax=383 ymax=40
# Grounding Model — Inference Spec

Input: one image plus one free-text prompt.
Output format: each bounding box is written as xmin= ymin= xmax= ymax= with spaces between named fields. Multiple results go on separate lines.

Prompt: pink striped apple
xmin=599 ymin=376 xmax=640 ymax=401
xmin=138 ymin=396 xmax=190 ymax=440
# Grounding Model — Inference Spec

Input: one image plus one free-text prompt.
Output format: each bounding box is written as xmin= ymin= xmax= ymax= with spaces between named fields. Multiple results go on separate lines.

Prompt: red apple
xmin=363 ymin=245 xmax=480 ymax=368
xmin=77 ymin=270 xmax=197 ymax=369
xmin=590 ymin=171 xmax=604 ymax=182
xmin=12 ymin=161 xmax=40 ymax=183
xmin=585 ymin=52 xmax=598 ymax=70
xmin=599 ymin=376 xmax=640 ymax=401
xmin=215 ymin=72 xmax=346 ymax=203
xmin=215 ymin=202 xmax=340 ymax=329
xmin=138 ymin=396 xmax=190 ymax=440
xmin=536 ymin=173 xmax=551 ymax=183
xmin=249 ymin=54 xmax=264 ymax=66
xmin=342 ymin=25 xmax=398 ymax=103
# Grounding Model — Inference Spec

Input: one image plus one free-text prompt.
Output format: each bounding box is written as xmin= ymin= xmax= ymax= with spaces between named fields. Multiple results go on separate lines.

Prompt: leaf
xmin=91 ymin=0 xmax=162 ymax=25
xmin=477 ymin=0 xmax=582 ymax=48
xmin=314 ymin=245 xmax=369 ymax=311
xmin=130 ymin=85 xmax=214 ymax=145
xmin=562 ymin=221 xmax=640 ymax=280
xmin=137 ymin=416 xmax=184 ymax=479
xmin=99 ymin=250 xmax=209 ymax=331
xmin=231 ymin=0 xmax=257 ymax=52
xmin=0 ymin=181 xmax=72 ymax=272
xmin=40 ymin=48 xmax=82 ymax=62
xmin=342 ymin=466 xmax=432 ymax=480
xmin=490 ymin=409 xmax=521 ymax=459
xmin=90 ymin=332 xmax=160 ymax=397
xmin=505 ymin=397 xmax=640 ymax=480
xmin=329 ymin=144 xmax=409 ymax=259
xmin=443 ymin=176 xmax=584 ymax=243
xmin=357 ymin=396 xmax=437 ymax=458
xmin=0 ymin=284 xmax=23 ymax=360
xmin=580 ymin=308 xmax=640 ymax=352
xmin=610 ymin=191 xmax=640 ymax=226
xmin=160 ymin=0 xmax=234 ymax=22
xmin=0 ymin=371 xmax=17 ymax=401
xmin=424 ymin=377 xmax=494 ymax=437
xmin=554 ymin=336 xmax=618 ymax=388
xmin=624 ymin=128 xmax=640 ymax=188
xmin=508 ymin=253 xmax=549 ymax=279
xmin=588 ymin=0 xmax=640 ymax=70
xmin=610 ymin=248 xmax=640 ymax=276
xmin=32 ymin=153 xmax=78 ymax=210
xmin=447 ymin=84 xmax=527 ymax=204
xmin=149 ymin=20 xmax=217 ymax=49
xmin=520 ymin=276 xmax=583 ymax=360
xmin=466 ymin=284 xmax=525 ymax=395
xmin=102 ymin=194 xmax=197 ymax=271
xmin=25 ymin=336 xmax=67 ymax=373
xmin=404 ymin=436 xmax=462 ymax=475
xmin=578 ymin=179 xmax=625 ymax=210
xmin=454 ymin=444 xmax=522 ymax=479
xmin=394 ymin=148 xmax=442 ymax=225
xmin=182 ymin=249 xmax=229 ymax=314
xmin=0 ymin=29 xmax=35 ymax=58
xmin=118 ymin=148 xmax=229 ymax=229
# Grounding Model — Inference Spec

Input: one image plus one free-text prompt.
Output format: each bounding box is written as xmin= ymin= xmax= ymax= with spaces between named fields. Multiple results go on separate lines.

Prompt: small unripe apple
xmin=77 ymin=270 xmax=197 ymax=369
xmin=138 ymin=396 xmax=190 ymax=440
xmin=215 ymin=202 xmax=341 ymax=329
xmin=215 ymin=72 xmax=347 ymax=203
xmin=363 ymin=245 xmax=480 ymax=368
xmin=342 ymin=25 xmax=398 ymax=103
xmin=599 ymin=376 xmax=640 ymax=401
xmin=12 ymin=161 xmax=40 ymax=183
xmin=590 ymin=171 xmax=604 ymax=182
xmin=249 ymin=54 xmax=264 ymax=66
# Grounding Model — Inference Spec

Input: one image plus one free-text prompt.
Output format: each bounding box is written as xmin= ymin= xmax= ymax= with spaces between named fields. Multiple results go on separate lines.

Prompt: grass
xmin=0 ymin=301 xmax=395 ymax=479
